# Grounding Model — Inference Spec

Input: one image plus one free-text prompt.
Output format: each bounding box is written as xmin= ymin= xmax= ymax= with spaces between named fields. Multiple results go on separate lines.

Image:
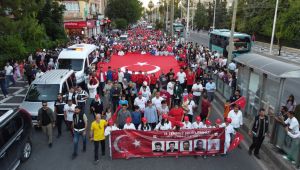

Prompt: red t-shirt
xmin=131 ymin=74 xmax=137 ymax=83
xmin=169 ymin=107 xmax=184 ymax=122
xmin=186 ymin=73 xmax=195 ymax=85
xmin=160 ymin=90 xmax=171 ymax=106
xmin=150 ymin=76 xmax=157 ymax=85
xmin=112 ymin=72 xmax=118 ymax=81
xmin=201 ymin=99 xmax=211 ymax=116
xmin=137 ymin=74 xmax=144 ymax=84
xmin=144 ymin=76 xmax=150 ymax=85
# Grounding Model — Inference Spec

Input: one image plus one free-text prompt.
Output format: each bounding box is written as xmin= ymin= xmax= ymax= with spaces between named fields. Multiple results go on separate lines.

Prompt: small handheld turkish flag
xmin=233 ymin=96 xmax=246 ymax=110
xmin=228 ymin=132 xmax=244 ymax=152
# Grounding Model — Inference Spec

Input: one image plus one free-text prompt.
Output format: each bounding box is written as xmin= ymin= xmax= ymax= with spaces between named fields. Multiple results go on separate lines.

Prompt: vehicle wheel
xmin=20 ymin=140 xmax=32 ymax=162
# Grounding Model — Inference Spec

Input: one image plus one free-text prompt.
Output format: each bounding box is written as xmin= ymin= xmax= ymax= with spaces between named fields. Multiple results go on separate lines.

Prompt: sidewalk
xmin=212 ymin=91 xmax=297 ymax=170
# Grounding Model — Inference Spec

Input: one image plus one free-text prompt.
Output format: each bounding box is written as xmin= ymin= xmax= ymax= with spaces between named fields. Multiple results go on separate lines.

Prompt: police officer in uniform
xmin=76 ymin=86 xmax=89 ymax=110
xmin=64 ymin=87 xmax=76 ymax=104
xmin=72 ymin=106 xmax=88 ymax=159
xmin=54 ymin=93 xmax=66 ymax=138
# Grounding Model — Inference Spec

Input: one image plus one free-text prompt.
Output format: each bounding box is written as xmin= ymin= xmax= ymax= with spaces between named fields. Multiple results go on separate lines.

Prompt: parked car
xmin=0 ymin=109 xmax=32 ymax=170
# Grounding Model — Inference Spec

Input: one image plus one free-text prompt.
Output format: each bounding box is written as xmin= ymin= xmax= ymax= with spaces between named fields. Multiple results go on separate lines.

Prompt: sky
xmin=140 ymin=0 xmax=160 ymax=8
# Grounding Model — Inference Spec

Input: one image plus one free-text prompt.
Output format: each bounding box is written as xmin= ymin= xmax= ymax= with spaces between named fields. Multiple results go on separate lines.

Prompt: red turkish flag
xmin=228 ymin=132 xmax=244 ymax=152
xmin=233 ymin=96 xmax=246 ymax=110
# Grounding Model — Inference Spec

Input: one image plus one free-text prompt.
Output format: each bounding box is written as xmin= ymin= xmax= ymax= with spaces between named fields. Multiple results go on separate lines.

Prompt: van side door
xmin=0 ymin=114 xmax=23 ymax=170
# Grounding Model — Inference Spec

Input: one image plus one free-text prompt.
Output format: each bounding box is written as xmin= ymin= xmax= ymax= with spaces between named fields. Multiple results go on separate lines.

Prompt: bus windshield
xmin=25 ymin=84 xmax=60 ymax=102
xmin=233 ymin=37 xmax=251 ymax=52
xmin=58 ymin=59 xmax=83 ymax=71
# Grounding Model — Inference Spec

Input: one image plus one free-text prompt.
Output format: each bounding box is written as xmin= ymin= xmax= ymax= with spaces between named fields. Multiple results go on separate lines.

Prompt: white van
xmin=20 ymin=69 xmax=75 ymax=125
xmin=57 ymin=44 xmax=98 ymax=84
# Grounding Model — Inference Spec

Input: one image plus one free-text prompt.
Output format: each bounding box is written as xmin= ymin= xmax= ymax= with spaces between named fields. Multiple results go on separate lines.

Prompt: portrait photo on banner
xmin=194 ymin=139 xmax=207 ymax=152
xmin=166 ymin=141 xmax=179 ymax=153
xmin=180 ymin=140 xmax=192 ymax=152
xmin=152 ymin=141 xmax=165 ymax=153
xmin=207 ymin=139 xmax=220 ymax=152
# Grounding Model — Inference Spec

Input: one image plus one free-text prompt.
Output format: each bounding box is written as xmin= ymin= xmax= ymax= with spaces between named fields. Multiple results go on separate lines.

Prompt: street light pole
xmin=270 ymin=0 xmax=279 ymax=55
xmin=213 ymin=0 xmax=216 ymax=29
xmin=170 ymin=0 xmax=174 ymax=36
xmin=186 ymin=0 xmax=190 ymax=40
xmin=227 ymin=0 xmax=238 ymax=64
xmin=166 ymin=0 xmax=169 ymax=32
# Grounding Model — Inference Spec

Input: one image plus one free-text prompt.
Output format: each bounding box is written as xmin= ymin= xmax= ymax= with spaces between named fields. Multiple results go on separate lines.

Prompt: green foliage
xmin=113 ymin=18 xmax=128 ymax=30
xmin=234 ymin=0 xmax=300 ymax=47
xmin=105 ymin=0 xmax=143 ymax=24
xmin=193 ymin=2 xmax=209 ymax=29
xmin=0 ymin=0 xmax=66 ymax=65
xmin=38 ymin=0 xmax=67 ymax=44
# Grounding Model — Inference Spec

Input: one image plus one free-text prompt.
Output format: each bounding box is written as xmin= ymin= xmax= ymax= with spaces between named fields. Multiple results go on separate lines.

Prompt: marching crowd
xmin=2 ymin=24 xmax=298 ymax=164
xmin=34 ymin=25 xmax=246 ymax=164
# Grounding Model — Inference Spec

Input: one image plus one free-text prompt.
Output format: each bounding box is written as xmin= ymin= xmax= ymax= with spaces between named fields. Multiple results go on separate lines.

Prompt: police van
xmin=57 ymin=44 xmax=98 ymax=85
xmin=20 ymin=69 xmax=75 ymax=125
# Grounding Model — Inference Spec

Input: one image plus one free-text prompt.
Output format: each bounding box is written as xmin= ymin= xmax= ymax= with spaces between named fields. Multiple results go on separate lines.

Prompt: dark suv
xmin=0 ymin=109 xmax=32 ymax=170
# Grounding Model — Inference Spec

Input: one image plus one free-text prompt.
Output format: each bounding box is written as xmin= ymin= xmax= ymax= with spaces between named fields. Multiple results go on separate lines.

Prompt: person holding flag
xmin=192 ymin=116 xmax=204 ymax=129
xmin=224 ymin=118 xmax=235 ymax=154
xmin=155 ymin=114 xmax=172 ymax=130
xmin=123 ymin=117 xmax=136 ymax=130
xmin=182 ymin=116 xmax=192 ymax=129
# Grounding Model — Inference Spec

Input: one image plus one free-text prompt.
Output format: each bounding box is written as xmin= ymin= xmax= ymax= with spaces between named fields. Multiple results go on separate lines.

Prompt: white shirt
xmin=118 ymin=71 xmax=124 ymax=82
xmin=228 ymin=62 xmax=236 ymax=71
xmin=182 ymin=122 xmax=192 ymax=129
xmin=192 ymin=122 xmax=204 ymax=129
xmin=192 ymin=83 xmax=203 ymax=96
xmin=167 ymin=82 xmax=174 ymax=95
xmin=5 ymin=65 xmax=13 ymax=75
xmin=228 ymin=110 xmax=243 ymax=128
xmin=187 ymin=100 xmax=196 ymax=115
xmin=152 ymin=96 xmax=164 ymax=109
xmin=123 ymin=123 xmax=136 ymax=130
xmin=155 ymin=122 xmax=172 ymax=130
xmin=141 ymin=90 xmax=151 ymax=101
xmin=88 ymin=83 xmax=98 ymax=99
xmin=285 ymin=117 xmax=300 ymax=134
xmin=104 ymin=125 xmax=119 ymax=136
xmin=134 ymin=97 xmax=147 ymax=111
xmin=64 ymin=104 xmax=76 ymax=121
xmin=225 ymin=124 xmax=235 ymax=143
xmin=176 ymin=72 xmax=186 ymax=84
xmin=99 ymin=72 xmax=105 ymax=82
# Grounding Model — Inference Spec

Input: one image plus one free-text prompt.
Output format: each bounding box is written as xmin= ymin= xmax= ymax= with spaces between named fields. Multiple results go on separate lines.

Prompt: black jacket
xmin=252 ymin=115 xmax=269 ymax=137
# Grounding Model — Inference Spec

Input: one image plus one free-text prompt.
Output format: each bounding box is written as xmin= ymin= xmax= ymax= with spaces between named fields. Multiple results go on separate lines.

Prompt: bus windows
xmin=233 ymin=37 xmax=251 ymax=52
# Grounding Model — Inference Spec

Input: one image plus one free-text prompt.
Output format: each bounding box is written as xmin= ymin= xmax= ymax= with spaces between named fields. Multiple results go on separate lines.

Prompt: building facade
xmin=59 ymin=0 xmax=106 ymax=38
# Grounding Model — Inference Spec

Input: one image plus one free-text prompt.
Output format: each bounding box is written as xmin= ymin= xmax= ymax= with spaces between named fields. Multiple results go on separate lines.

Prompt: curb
xmin=213 ymin=91 xmax=296 ymax=170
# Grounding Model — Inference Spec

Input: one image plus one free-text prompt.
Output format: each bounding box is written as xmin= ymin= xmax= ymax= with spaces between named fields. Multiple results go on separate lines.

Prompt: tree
xmin=113 ymin=18 xmax=128 ymax=30
xmin=37 ymin=0 xmax=67 ymax=45
xmin=105 ymin=0 xmax=143 ymax=24
xmin=193 ymin=2 xmax=209 ymax=30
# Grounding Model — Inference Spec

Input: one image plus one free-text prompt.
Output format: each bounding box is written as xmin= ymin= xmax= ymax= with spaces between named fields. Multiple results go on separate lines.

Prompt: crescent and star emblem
xmin=120 ymin=62 xmax=161 ymax=74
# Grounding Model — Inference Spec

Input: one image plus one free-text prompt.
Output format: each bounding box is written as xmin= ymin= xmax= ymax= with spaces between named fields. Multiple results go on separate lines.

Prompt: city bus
xmin=173 ymin=23 xmax=184 ymax=37
xmin=209 ymin=29 xmax=252 ymax=57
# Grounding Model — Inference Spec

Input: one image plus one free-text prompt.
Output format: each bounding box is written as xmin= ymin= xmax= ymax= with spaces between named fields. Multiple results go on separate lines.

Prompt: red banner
xmin=111 ymin=128 xmax=225 ymax=159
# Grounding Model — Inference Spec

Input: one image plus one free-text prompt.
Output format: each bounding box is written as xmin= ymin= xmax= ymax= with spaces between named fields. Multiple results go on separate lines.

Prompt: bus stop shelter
xmin=233 ymin=53 xmax=300 ymax=167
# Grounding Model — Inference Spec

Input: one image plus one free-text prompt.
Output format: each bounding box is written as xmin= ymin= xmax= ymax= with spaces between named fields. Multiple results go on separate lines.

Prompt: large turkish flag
xmin=101 ymin=53 xmax=180 ymax=76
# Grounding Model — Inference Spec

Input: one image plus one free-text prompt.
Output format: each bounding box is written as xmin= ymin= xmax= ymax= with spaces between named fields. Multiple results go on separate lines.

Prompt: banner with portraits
xmin=110 ymin=128 xmax=225 ymax=159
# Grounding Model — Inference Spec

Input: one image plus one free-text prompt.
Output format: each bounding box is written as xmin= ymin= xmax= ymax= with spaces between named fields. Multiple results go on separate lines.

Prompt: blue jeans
xmin=0 ymin=80 xmax=8 ymax=96
xmin=5 ymin=75 xmax=15 ymax=88
xmin=73 ymin=131 xmax=86 ymax=154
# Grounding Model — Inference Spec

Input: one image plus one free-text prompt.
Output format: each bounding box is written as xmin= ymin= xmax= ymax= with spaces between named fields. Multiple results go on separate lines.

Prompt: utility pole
xmin=170 ymin=0 xmax=174 ymax=36
xmin=227 ymin=0 xmax=238 ymax=64
xmin=270 ymin=0 xmax=279 ymax=55
xmin=213 ymin=0 xmax=217 ymax=29
xmin=166 ymin=0 xmax=169 ymax=32
xmin=186 ymin=0 xmax=190 ymax=40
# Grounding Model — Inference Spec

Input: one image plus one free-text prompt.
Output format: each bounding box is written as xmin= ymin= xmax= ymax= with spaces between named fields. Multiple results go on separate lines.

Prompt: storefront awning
xmin=234 ymin=53 xmax=300 ymax=78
